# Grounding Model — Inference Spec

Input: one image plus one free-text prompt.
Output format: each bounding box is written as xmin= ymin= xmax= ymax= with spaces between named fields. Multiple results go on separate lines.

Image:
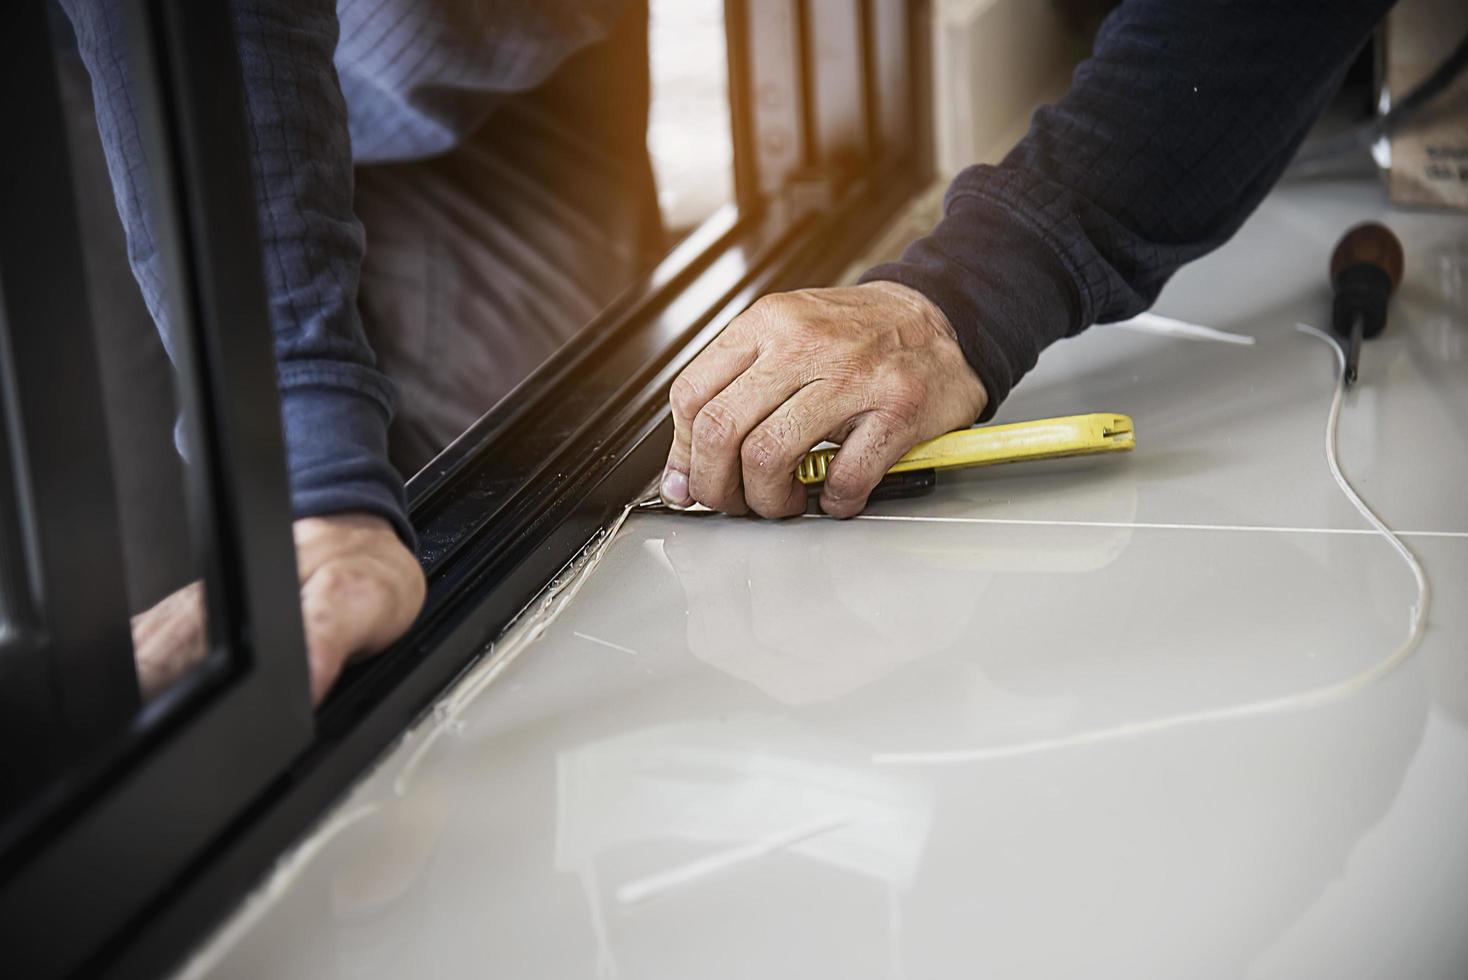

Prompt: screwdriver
xmin=1329 ymin=222 xmax=1404 ymax=384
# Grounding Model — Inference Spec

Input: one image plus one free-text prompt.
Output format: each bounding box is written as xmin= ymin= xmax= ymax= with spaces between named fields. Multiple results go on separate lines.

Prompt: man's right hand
xmin=660 ymin=281 xmax=987 ymax=518
xmin=132 ymin=512 xmax=426 ymax=705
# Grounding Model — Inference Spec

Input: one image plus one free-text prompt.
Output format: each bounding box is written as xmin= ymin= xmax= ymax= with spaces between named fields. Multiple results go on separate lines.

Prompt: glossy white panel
xmin=197 ymin=533 xmax=1465 ymax=979
xmin=192 ymin=181 xmax=1467 ymax=979
xmin=915 ymin=182 xmax=1468 ymax=536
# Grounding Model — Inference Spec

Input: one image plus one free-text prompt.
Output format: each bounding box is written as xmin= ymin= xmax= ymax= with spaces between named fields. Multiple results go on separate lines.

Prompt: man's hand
xmin=132 ymin=513 xmax=426 ymax=705
xmin=660 ymin=281 xmax=988 ymax=518
xmin=292 ymin=514 xmax=426 ymax=702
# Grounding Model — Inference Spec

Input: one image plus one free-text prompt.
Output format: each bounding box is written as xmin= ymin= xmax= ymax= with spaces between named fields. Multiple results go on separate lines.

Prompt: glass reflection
xmin=6 ymin=0 xmax=740 ymax=818
xmin=59 ymin=21 xmax=220 ymax=705
xmin=0 ymin=7 xmax=220 ymax=823
xmin=556 ymin=722 xmax=932 ymax=978
xmin=658 ymin=499 xmax=1137 ymax=706
xmin=353 ymin=0 xmax=736 ymax=474
xmin=54 ymin=15 xmax=217 ymax=704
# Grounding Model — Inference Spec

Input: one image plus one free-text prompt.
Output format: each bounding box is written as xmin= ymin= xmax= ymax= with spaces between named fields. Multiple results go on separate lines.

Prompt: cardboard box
xmin=1385 ymin=0 xmax=1468 ymax=209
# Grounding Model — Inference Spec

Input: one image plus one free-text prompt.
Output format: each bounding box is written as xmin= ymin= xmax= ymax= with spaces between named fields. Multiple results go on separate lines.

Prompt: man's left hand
xmin=132 ymin=512 xmax=425 ymax=705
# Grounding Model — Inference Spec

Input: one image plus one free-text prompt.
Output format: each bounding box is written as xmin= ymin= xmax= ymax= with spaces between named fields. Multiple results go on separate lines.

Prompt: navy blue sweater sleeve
xmin=862 ymin=0 xmax=1395 ymax=420
xmin=61 ymin=0 xmax=412 ymax=546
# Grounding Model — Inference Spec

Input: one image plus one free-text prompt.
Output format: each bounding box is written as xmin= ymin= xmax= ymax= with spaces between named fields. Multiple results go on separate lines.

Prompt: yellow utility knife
xmin=796 ymin=412 xmax=1134 ymax=485
xmin=638 ymin=412 xmax=1134 ymax=512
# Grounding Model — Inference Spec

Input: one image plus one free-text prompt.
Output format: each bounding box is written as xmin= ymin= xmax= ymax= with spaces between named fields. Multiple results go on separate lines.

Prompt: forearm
xmin=864 ymin=0 xmax=1394 ymax=418
xmin=62 ymin=0 xmax=410 ymax=544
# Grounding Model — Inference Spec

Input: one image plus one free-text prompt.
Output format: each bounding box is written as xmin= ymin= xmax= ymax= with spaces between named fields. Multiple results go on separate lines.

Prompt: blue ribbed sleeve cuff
xmin=277 ymin=362 xmax=413 ymax=549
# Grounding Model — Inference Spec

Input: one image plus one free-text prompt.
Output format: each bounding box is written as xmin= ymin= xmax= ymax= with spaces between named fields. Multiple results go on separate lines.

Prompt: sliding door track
xmin=104 ymin=159 xmax=931 ymax=977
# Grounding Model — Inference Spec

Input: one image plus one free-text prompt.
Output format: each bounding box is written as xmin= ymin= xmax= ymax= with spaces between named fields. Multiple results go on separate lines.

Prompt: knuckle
xmin=309 ymin=560 xmax=387 ymax=610
xmin=881 ymin=374 xmax=927 ymax=428
xmin=308 ymin=563 xmax=354 ymax=599
xmin=740 ymin=426 xmax=785 ymax=473
xmin=688 ymin=465 xmax=735 ymax=511
xmin=368 ymin=551 xmax=426 ymax=615
xmin=669 ymin=373 xmax=703 ymax=419
xmin=762 ymin=300 xmax=819 ymax=343
xmin=738 ymin=299 xmax=776 ymax=337
xmin=692 ymin=400 xmax=740 ymax=450
xmin=303 ymin=608 xmax=344 ymax=655
xmin=743 ymin=459 xmax=801 ymax=515
xmin=822 ymin=464 xmax=872 ymax=503
xmin=751 ymin=293 xmax=792 ymax=320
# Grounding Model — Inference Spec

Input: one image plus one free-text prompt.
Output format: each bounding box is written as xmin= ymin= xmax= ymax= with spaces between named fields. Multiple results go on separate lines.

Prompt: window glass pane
xmin=649 ymin=0 xmax=735 ymax=234
xmin=55 ymin=11 xmax=221 ymax=705
xmin=1 ymin=8 xmax=224 ymax=824
xmin=347 ymin=1 xmax=736 ymax=476
xmin=7 ymin=1 xmax=744 ymax=822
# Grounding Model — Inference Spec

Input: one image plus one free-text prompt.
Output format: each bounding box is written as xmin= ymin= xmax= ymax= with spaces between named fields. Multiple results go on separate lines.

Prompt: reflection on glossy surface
xmin=888 ymin=184 xmax=1468 ymax=536
xmin=192 ymin=184 xmax=1468 ymax=978
xmin=130 ymin=580 xmax=210 ymax=701
xmin=8 ymin=19 xmax=225 ymax=802
xmin=661 ymin=506 xmax=1134 ymax=705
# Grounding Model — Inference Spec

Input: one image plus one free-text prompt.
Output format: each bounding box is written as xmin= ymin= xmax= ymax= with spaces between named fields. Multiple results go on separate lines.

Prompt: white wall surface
xmin=932 ymin=0 xmax=1075 ymax=172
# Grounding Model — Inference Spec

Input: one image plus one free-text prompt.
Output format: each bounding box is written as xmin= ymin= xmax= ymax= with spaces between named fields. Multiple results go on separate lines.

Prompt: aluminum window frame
xmin=0 ymin=2 xmax=935 ymax=976
xmin=1 ymin=3 xmax=313 ymax=976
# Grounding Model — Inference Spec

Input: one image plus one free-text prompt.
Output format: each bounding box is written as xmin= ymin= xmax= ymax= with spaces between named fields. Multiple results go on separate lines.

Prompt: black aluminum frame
xmin=1 ymin=2 xmax=313 ymax=977
xmin=0 ymin=2 xmax=139 ymax=815
xmin=1 ymin=1 xmax=934 ymax=976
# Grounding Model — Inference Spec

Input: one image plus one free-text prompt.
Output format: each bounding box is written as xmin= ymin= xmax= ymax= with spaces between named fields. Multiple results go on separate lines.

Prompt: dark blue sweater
xmin=864 ymin=0 xmax=1393 ymax=420
xmin=65 ymin=0 xmax=1393 ymax=542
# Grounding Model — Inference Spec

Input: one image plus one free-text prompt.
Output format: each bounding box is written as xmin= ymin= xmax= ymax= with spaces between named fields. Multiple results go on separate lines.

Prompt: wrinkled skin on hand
xmin=660 ymin=281 xmax=988 ymax=518
xmin=131 ymin=513 xmax=426 ymax=705
xmin=131 ymin=579 xmax=208 ymax=700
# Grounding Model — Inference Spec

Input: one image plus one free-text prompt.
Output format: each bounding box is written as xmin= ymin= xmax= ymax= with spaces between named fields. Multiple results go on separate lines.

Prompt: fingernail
xmin=661 ymin=466 xmax=691 ymax=505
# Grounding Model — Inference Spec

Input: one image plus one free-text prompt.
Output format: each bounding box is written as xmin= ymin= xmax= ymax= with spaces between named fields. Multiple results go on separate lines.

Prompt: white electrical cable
xmin=874 ymin=324 xmax=1430 ymax=767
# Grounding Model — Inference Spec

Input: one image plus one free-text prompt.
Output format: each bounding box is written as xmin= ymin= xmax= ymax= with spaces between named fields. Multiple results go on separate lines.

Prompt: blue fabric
xmin=61 ymin=0 xmax=622 ymax=547
xmin=864 ymin=0 xmax=1396 ymax=420
xmin=65 ymin=0 xmax=1396 ymax=545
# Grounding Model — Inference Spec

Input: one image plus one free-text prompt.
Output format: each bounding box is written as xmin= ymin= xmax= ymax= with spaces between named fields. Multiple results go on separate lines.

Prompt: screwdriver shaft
xmin=1345 ymin=312 xmax=1364 ymax=385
